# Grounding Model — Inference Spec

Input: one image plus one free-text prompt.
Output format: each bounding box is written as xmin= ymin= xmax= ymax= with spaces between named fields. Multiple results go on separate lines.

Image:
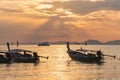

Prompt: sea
xmin=0 ymin=44 xmax=120 ymax=80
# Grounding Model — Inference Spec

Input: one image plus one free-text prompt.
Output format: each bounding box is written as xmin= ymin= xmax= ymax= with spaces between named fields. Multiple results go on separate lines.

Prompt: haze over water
xmin=0 ymin=44 xmax=120 ymax=80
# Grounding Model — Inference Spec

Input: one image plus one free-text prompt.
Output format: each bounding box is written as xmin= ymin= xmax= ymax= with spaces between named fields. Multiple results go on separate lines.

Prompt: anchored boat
xmin=7 ymin=49 xmax=39 ymax=63
xmin=38 ymin=42 xmax=50 ymax=46
xmin=66 ymin=42 xmax=103 ymax=63
xmin=5 ymin=42 xmax=40 ymax=63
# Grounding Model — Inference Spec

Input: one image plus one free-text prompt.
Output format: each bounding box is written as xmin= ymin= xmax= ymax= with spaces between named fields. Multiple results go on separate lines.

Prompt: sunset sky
xmin=0 ymin=0 xmax=120 ymax=43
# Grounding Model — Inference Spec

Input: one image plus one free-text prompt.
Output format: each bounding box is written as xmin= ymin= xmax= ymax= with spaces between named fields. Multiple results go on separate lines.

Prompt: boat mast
xmin=6 ymin=42 xmax=10 ymax=51
xmin=66 ymin=42 xmax=71 ymax=51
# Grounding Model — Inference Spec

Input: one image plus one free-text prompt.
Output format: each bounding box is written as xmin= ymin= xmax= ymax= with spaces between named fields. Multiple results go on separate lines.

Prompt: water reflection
xmin=67 ymin=60 xmax=104 ymax=67
xmin=0 ymin=45 xmax=120 ymax=80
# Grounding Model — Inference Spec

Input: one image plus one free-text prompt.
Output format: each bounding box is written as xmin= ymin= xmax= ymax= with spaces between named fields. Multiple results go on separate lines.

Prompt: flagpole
xmin=17 ymin=41 xmax=19 ymax=48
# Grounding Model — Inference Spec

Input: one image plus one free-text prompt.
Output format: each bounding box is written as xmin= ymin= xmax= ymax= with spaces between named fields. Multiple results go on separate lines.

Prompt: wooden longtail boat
xmin=7 ymin=49 xmax=39 ymax=63
xmin=66 ymin=42 xmax=103 ymax=63
xmin=6 ymin=43 xmax=39 ymax=63
xmin=0 ymin=42 xmax=48 ymax=64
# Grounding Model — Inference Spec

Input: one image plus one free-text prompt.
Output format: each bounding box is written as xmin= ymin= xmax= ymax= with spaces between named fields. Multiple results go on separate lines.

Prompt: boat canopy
xmin=8 ymin=49 xmax=33 ymax=53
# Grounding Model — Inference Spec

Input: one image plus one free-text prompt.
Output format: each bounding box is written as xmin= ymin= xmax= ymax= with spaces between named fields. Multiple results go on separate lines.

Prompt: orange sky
xmin=0 ymin=0 xmax=120 ymax=43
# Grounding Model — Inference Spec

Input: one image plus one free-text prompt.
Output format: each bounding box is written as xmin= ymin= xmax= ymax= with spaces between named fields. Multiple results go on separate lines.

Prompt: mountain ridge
xmin=49 ymin=39 xmax=120 ymax=45
xmin=80 ymin=39 xmax=120 ymax=45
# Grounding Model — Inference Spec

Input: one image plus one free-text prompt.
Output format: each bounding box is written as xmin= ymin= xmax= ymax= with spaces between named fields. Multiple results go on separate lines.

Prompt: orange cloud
xmin=0 ymin=0 xmax=120 ymax=43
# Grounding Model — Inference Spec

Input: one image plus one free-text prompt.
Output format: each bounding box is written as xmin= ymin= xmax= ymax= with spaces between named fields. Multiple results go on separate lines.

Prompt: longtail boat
xmin=66 ymin=42 xmax=103 ymax=63
xmin=6 ymin=42 xmax=40 ymax=63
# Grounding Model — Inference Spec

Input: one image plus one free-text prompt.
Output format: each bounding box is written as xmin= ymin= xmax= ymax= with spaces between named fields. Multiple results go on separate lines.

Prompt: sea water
xmin=0 ymin=44 xmax=120 ymax=80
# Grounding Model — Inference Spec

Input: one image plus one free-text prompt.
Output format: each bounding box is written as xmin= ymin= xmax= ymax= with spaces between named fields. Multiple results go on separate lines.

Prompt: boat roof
xmin=76 ymin=49 xmax=97 ymax=52
xmin=8 ymin=49 xmax=32 ymax=53
xmin=0 ymin=51 xmax=7 ymax=53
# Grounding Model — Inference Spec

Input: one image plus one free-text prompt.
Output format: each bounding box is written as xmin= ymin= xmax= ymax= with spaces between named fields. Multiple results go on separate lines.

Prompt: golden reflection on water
xmin=0 ymin=45 xmax=120 ymax=80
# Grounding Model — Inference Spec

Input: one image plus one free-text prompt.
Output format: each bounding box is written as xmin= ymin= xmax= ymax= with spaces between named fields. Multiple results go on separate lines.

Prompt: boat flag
xmin=17 ymin=41 xmax=19 ymax=48
xmin=85 ymin=42 xmax=87 ymax=45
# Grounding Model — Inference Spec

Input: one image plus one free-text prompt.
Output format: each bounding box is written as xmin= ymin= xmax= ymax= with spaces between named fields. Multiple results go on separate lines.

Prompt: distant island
xmin=7 ymin=40 xmax=120 ymax=45
xmin=81 ymin=40 xmax=120 ymax=45
xmin=49 ymin=40 xmax=120 ymax=45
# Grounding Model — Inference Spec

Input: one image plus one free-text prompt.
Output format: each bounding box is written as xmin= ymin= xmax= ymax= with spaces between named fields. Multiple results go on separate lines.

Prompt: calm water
xmin=0 ymin=44 xmax=120 ymax=80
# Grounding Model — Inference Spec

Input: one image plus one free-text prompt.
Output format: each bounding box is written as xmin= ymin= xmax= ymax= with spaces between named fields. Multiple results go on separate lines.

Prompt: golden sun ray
xmin=90 ymin=0 xmax=105 ymax=2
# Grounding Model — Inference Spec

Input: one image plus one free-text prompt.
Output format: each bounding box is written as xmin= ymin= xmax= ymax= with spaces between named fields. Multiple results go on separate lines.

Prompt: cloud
xmin=53 ymin=0 xmax=120 ymax=15
xmin=0 ymin=0 xmax=120 ymax=43
xmin=27 ymin=16 xmax=89 ymax=42
xmin=0 ymin=7 xmax=23 ymax=13
xmin=0 ymin=0 xmax=120 ymax=15
xmin=0 ymin=15 xmax=48 ymax=43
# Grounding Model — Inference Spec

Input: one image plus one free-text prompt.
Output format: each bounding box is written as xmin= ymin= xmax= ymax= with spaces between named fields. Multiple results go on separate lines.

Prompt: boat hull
xmin=68 ymin=51 xmax=103 ymax=63
xmin=0 ymin=58 xmax=11 ymax=63
xmin=13 ymin=57 xmax=39 ymax=63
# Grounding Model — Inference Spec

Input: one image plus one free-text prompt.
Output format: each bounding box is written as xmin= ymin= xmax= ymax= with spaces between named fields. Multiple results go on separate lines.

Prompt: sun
xmin=90 ymin=0 xmax=97 ymax=2
xmin=90 ymin=0 xmax=104 ymax=2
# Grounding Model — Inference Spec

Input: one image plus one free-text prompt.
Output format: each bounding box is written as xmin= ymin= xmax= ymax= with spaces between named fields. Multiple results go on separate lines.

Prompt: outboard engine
xmin=97 ymin=50 xmax=102 ymax=58
xmin=33 ymin=52 xmax=38 ymax=57
xmin=33 ymin=52 xmax=39 ymax=62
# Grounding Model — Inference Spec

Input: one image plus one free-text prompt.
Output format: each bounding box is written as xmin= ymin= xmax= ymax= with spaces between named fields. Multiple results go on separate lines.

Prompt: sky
xmin=0 ymin=0 xmax=120 ymax=43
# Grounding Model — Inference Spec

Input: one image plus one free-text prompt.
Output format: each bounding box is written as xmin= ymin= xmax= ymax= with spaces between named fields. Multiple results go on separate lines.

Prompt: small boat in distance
xmin=66 ymin=42 xmax=104 ymax=63
xmin=38 ymin=42 xmax=50 ymax=46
